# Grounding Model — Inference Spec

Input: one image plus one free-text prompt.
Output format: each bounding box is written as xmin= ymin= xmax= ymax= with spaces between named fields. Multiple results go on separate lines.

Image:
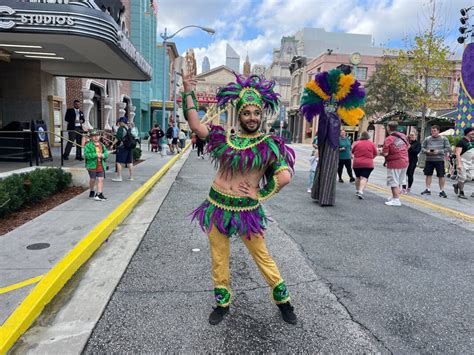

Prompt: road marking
xmin=367 ymin=183 xmax=474 ymax=223
xmin=0 ymin=275 xmax=44 ymax=295
xmin=0 ymin=146 xmax=191 ymax=354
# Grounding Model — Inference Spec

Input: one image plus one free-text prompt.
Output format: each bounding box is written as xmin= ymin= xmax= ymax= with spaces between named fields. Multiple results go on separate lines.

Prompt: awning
xmin=0 ymin=0 xmax=152 ymax=81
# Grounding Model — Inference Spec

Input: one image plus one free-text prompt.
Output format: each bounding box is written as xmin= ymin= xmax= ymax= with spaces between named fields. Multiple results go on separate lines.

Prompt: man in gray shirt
xmin=420 ymin=125 xmax=451 ymax=198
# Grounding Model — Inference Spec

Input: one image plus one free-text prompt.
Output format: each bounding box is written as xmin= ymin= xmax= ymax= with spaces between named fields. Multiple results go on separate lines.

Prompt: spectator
xmin=172 ymin=123 xmax=180 ymax=153
xmin=382 ymin=121 xmax=409 ymax=206
xmin=191 ymin=132 xmax=197 ymax=150
xmin=338 ymin=129 xmax=355 ymax=183
xmin=401 ymin=132 xmax=421 ymax=194
xmin=112 ymin=117 xmax=134 ymax=182
xmin=307 ymin=148 xmax=318 ymax=193
xmin=166 ymin=125 xmax=174 ymax=153
xmin=453 ymin=127 xmax=474 ymax=199
xmin=149 ymin=124 xmax=163 ymax=152
xmin=196 ymin=136 xmax=205 ymax=159
xmin=84 ymin=129 xmax=108 ymax=201
xmin=179 ymin=129 xmax=186 ymax=150
xmin=63 ymin=99 xmax=85 ymax=161
xmin=420 ymin=125 xmax=451 ymax=198
xmin=351 ymin=131 xmax=378 ymax=199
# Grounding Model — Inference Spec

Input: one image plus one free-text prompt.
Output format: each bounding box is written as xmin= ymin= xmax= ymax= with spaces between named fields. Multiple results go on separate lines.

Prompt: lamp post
xmin=160 ymin=25 xmax=215 ymax=132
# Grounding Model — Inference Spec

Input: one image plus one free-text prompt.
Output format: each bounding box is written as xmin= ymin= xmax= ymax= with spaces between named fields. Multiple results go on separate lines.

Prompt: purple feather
xmin=315 ymin=72 xmax=331 ymax=97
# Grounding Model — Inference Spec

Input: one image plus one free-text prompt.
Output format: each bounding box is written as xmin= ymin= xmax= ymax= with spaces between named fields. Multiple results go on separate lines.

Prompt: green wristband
xmin=181 ymin=91 xmax=198 ymax=121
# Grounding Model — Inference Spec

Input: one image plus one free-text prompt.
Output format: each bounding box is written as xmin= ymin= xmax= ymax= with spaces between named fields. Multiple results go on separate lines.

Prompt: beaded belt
xmin=207 ymin=184 xmax=260 ymax=211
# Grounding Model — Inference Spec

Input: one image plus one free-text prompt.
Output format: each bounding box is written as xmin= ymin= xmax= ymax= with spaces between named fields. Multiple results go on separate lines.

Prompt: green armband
xmin=258 ymin=175 xmax=280 ymax=201
xmin=181 ymin=91 xmax=198 ymax=121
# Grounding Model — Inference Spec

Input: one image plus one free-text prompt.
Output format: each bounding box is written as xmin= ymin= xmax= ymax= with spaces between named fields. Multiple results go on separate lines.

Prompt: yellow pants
xmin=208 ymin=225 xmax=289 ymax=306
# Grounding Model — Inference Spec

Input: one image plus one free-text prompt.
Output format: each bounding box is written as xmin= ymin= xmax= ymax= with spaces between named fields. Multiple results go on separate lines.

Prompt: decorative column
xmin=129 ymin=105 xmax=136 ymax=124
xmin=82 ymin=89 xmax=94 ymax=130
xmin=118 ymin=102 xmax=127 ymax=118
xmin=103 ymin=97 xmax=113 ymax=130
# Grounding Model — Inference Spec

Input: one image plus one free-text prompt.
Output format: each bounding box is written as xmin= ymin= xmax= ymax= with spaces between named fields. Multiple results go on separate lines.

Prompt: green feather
xmin=300 ymin=88 xmax=323 ymax=106
xmin=328 ymin=69 xmax=343 ymax=95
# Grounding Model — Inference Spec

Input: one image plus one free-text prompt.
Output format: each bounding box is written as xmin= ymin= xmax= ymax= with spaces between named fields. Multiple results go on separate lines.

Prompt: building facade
xmin=0 ymin=0 xmax=151 ymax=150
xmin=225 ymin=43 xmax=240 ymax=73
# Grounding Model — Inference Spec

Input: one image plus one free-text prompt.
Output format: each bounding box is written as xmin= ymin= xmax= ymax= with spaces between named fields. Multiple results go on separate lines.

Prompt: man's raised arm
xmin=181 ymin=70 xmax=209 ymax=139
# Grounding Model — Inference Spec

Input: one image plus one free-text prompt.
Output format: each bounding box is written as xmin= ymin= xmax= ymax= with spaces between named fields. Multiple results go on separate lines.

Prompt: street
xmin=83 ymin=147 xmax=474 ymax=353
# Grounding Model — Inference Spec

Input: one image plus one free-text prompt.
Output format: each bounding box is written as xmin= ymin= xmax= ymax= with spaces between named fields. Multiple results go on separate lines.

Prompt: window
xmin=354 ymin=67 xmax=367 ymax=81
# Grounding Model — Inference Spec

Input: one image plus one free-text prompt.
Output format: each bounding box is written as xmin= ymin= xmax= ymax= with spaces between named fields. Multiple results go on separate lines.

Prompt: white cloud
xmin=161 ymin=0 xmax=466 ymax=73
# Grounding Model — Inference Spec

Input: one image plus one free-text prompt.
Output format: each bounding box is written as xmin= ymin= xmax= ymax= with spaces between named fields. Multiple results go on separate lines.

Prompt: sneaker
xmin=471 ymin=192 xmax=474 ymax=198
xmin=453 ymin=183 xmax=459 ymax=195
xmin=458 ymin=192 xmax=467 ymax=199
xmin=277 ymin=302 xmax=298 ymax=325
xmin=421 ymin=189 xmax=431 ymax=195
xmin=338 ymin=178 xmax=344 ymax=183
xmin=356 ymin=192 xmax=364 ymax=200
xmin=112 ymin=177 xmax=123 ymax=182
xmin=96 ymin=193 xmax=107 ymax=201
xmin=349 ymin=177 xmax=355 ymax=183
xmin=89 ymin=191 xmax=95 ymax=199
xmin=400 ymin=189 xmax=408 ymax=194
xmin=127 ymin=177 xmax=134 ymax=181
xmin=307 ymin=188 xmax=312 ymax=193
xmin=385 ymin=199 xmax=402 ymax=206
xmin=201 ymin=155 xmax=205 ymax=160
xmin=439 ymin=191 xmax=447 ymax=198
xmin=209 ymin=306 xmax=229 ymax=325
xmin=406 ymin=188 xmax=411 ymax=193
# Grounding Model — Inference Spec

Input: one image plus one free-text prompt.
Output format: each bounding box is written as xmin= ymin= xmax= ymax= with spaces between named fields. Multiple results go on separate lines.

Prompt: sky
xmin=156 ymin=0 xmax=467 ymax=73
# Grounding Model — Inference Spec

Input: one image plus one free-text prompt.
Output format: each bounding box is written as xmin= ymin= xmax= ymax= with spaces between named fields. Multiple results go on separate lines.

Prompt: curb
xmin=0 ymin=145 xmax=190 ymax=354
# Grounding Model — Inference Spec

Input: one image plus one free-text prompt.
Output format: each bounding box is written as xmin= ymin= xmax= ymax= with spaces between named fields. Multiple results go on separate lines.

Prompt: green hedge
xmin=132 ymin=147 xmax=142 ymax=161
xmin=0 ymin=168 xmax=72 ymax=218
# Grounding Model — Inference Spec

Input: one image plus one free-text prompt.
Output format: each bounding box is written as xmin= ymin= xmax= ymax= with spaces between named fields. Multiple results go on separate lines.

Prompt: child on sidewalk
xmin=85 ymin=129 xmax=109 ymax=201
xmin=308 ymin=149 xmax=319 ymax=193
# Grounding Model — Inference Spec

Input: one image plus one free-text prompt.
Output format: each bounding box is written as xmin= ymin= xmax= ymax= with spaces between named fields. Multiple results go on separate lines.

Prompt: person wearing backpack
xmin=112 ymin=116 xmax=134 ymax=182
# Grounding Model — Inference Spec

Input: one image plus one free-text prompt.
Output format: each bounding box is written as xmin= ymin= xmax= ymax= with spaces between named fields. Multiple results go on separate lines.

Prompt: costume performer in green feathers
xmin=300 ymin=65 xmax=366 ymax=206
xmin=182 ymin=69 xmax=297 ymax=326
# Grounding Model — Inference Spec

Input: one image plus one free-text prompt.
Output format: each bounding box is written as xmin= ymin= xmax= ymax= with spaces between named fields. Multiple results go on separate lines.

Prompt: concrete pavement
xmin=0 ymin=145 xmax=177 ymax=347
xmin=3 ymin=144 xmax=473 ymax=353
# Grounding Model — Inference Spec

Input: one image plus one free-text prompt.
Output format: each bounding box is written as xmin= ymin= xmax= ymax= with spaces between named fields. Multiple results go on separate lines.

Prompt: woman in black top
xmin=402 ymin=132 xmax=421 ymax=193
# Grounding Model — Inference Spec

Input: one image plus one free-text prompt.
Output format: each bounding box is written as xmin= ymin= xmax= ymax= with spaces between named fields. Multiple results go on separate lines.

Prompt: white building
xmin=225 ymin=44 xmax=240 ymax=74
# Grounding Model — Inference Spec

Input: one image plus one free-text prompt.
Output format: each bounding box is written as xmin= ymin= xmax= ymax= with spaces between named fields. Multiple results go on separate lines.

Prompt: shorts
xmin=88 ymin=170 xmax=104 ymax=179
xmin=423 ymin=160 xmax=445 ymax=177
xmin=172 ymin=137 xmax=178 ymax=145
xmin=116 ymin=146 xmax=133 ymax=164
xmin=387 ymin=168 xmax=407 ymax=187
xmin=457 ymin=162 xmax=472 ymax=183
xmin=167 ymin=138 xmax=173 ymax=145
xmin=353 ymin=167 xmax=373 ymax=179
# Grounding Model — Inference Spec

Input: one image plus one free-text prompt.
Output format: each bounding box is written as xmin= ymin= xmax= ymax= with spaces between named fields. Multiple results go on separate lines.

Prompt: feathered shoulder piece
xmin=300 ymin=68 xmax=366 ymax=126
xmin=206 ymin=125 xmax=294 ymax=174
xmin=216 ymin=73 xmax=280 ymax=115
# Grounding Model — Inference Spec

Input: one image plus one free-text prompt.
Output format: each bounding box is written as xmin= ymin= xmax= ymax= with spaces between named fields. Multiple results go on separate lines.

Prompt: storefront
xmin=0 ymin=0 xmax=151 ymax=155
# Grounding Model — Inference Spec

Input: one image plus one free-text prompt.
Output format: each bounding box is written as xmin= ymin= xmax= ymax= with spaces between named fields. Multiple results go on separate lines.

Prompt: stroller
xmin=446 ymin=153 xmax=458 ymax=180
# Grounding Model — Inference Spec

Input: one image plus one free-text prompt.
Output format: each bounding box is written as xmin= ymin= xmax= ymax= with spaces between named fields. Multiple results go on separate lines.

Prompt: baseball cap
xmin=89 ymin=129 xmax=99 ymax=136
xmin=119 ymin=117 xmax=128 ymax=124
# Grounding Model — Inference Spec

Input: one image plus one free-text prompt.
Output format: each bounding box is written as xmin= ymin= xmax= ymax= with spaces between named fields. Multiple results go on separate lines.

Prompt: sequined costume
xmin=186 ymin=73 xmax=296 ymax=309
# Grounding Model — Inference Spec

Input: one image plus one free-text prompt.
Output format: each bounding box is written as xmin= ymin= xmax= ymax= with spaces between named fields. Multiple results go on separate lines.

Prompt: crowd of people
xmin=308 ymin=122 xmax=474 ymax=205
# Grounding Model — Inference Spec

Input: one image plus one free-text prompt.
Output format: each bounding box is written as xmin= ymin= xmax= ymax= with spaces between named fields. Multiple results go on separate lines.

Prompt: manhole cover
xmin=26 ymin=243 xmax=50 ymax=250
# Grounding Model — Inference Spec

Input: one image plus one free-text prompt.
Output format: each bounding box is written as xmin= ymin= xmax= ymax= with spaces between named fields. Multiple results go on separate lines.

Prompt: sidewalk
xmin=0 ymin=146 xmax=176 ymax=329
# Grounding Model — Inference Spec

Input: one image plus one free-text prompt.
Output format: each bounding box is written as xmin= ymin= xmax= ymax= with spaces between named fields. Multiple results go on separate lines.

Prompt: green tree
xmin=364 ymin=56 xmax=422 ymax=118
xmin=397 ymin=1 xmax=455 ymax=140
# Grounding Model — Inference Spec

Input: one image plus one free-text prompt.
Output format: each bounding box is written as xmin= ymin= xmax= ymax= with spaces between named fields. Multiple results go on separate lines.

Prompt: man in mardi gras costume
xmin=181 ymin=70 xmax=297 ymax=325
xmin=300 ymin=65 xmax=366 ymax=206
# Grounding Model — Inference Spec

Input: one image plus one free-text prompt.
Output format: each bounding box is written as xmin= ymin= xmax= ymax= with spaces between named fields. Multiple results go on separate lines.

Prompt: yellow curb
xmin=367 ymin=183 xmax=474 ymax=223
xmin=0 ymin=145 xmax=190 ymax=354
xmin=0 ymin=275 xmax=44 ymax=295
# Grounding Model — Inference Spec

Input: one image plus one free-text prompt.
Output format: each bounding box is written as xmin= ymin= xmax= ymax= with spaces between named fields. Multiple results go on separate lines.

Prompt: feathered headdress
xmin=300 ymin=68 xmax=366 ymax=126
xmin=216 ymin=73 xmax=280 ymax=115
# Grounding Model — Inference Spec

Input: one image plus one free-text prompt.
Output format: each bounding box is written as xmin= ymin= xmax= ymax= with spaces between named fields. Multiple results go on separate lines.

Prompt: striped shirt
xmin=422 ymin=135 xmax=451 ymax=161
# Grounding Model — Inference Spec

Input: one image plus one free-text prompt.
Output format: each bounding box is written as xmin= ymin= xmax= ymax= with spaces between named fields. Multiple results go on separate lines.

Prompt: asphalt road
xmin=85 ymin=147 xmax=473 ymax=353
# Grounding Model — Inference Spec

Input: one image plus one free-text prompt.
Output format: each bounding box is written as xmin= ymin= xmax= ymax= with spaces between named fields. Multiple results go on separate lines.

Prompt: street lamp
xmin=159 ymin=25 xmax=215 ymax=132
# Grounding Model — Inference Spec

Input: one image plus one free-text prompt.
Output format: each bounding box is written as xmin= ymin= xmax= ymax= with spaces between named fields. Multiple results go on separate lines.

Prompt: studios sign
xmin=0 ymin=6 xmax=74 ymax=29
